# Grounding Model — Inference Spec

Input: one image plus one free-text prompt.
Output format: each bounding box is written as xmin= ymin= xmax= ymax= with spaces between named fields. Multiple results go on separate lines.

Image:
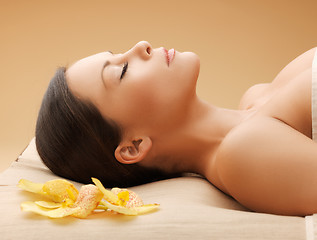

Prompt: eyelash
xmin=120 ymin=62 xmax=128 ymax=80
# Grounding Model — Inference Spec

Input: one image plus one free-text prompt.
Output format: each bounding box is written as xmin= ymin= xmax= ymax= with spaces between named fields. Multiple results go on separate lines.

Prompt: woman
xmin=36 ymin=41 xmax=317 ymax=216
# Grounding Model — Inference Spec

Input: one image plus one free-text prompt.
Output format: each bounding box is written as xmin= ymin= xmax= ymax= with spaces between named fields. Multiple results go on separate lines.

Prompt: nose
xmin=126 ymin=41 xmax=152 ymax=60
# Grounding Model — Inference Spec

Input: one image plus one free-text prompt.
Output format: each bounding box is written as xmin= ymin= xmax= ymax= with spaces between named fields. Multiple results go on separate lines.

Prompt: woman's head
xmin=36 ymin=41 xmax=200 ymax=187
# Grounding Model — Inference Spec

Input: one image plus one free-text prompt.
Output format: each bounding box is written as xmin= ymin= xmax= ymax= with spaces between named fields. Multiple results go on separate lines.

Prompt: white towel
xmin=306 ymin=49 xmax=317 ymax=240
xmin=306 ymin=215 xmax=315 ymax=240
xmin=311 ymin=48 xmax=317 ymax=141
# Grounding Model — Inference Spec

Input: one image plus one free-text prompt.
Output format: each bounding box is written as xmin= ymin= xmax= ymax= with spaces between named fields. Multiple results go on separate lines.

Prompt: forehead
xmin=66 ymin=52 xmax=110 ymax=100
xmin=67 ymin=52 xmax=109 ymax=79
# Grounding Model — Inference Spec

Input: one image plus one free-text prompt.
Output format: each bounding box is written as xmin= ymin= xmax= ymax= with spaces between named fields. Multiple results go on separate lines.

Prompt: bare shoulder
xmin=270 ymin=47 xmax=316 ymax=86
xmin=239 ymin=47 xmax=317 ymax=110
xmin=215 ymin=116 xmax=317 ymax=215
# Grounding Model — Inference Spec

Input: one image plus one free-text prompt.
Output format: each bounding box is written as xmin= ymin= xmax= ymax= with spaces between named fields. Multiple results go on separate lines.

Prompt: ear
xmin=115 ymin=136 xmax=152 ymax=164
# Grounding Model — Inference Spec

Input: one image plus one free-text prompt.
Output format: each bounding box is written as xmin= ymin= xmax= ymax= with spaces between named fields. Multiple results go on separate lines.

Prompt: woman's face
xmin=66 ymin=41 xmax=200 ymax=134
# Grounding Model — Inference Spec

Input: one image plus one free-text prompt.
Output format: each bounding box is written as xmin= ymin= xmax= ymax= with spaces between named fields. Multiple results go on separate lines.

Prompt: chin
xmin=184 ymin=51 xmax=200 ymax=81
xmin=182 ymin=51 xmax=200 ymax=68
xmin=173 ymin=51 xmax=200 ymax=85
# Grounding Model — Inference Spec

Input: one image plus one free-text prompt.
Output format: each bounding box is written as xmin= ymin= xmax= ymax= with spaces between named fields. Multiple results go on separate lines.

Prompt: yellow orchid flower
xmin=18 ymin=179 xmax=78 ymax=203
xmin=92 ymin=178 xmax=159 ymax=216
xmin=111 ymin=187 xmax=144 ymax=208
xmin=18 ymin=178 xmax=159 ymax=218
xmin=19 ymin=179 xmax=103 ymax=218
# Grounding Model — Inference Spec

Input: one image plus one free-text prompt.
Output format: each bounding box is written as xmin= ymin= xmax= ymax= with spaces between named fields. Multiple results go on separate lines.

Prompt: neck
xmin=153 ymin=97 xmax=252 ymax=176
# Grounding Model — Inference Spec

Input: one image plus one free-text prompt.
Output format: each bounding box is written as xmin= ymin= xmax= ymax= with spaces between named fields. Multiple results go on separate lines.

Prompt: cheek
xmin=108 ymin=83 xmax=161 ymax=126
xmin=127 ymin=84 xmax=161 ymax=112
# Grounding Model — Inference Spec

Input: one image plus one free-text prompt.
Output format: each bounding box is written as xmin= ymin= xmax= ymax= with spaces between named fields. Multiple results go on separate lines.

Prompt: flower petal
xmin=134 ymin=204 xmax=160 ymax=215
xmin=18 ymin=179 xmax=44 ymax=194
xmin=42 ymin=179 xmax=78 ymax=203
xmin=96 ymin=203 xmax=108 ymax=210
xmin=100 ymin=200 xmax=159 ymax=215
xmin=21 ymin=201 xmax=80 ymax=218
xmin=100 ymin=200 xmax=138 ymax=216
xmin=71 ymin=184 xmax=104 ymax=218
xmin=91 ymin=178 xmax=118 ymax=204
xmin=35 ymin=201 xmax=62 ymax=209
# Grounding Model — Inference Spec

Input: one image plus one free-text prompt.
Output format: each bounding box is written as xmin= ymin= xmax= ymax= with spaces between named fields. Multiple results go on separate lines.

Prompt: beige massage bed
xmin=0 ymin=138 xmax=312 ymax=239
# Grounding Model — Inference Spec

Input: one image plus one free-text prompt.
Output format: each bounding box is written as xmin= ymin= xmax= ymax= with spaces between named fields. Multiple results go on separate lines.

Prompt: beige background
xmin=1 ymin=0 xmax=317 ymax=172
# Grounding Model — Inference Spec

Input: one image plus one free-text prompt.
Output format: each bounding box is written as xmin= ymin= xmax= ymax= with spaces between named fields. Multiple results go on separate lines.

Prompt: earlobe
xmin=115 ymin=136 xmax=152 ymax=164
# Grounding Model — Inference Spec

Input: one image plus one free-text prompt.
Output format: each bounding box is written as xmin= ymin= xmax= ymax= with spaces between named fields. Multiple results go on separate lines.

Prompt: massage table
xmin=0 ymin=138 xmax=311 ymax=239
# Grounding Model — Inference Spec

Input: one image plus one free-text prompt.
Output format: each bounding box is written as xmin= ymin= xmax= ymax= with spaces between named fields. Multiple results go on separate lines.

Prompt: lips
xmin=164 ymin=48 xmax=175 ymax=66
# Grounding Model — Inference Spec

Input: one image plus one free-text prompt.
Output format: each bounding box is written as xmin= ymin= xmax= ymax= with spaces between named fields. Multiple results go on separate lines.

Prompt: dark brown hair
xmin=35 ymin=67 xmax=174 ymax=187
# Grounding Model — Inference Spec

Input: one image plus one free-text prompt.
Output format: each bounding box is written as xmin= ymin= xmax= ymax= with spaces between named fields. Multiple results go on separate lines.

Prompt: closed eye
xmin=120 ymin=62 xmax=128 ymax=80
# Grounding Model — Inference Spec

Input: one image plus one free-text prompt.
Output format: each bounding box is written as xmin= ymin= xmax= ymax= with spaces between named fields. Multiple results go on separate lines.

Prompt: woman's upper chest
xmin=240 ymin=69 xmax=312 ymax=138
xmin=239 ymin=48 xmax=316 ymax=139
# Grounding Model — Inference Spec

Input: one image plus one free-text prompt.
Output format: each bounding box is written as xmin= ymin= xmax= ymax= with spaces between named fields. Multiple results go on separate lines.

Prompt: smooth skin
xmin=67 ymin=41 xmax=317 ymax=216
